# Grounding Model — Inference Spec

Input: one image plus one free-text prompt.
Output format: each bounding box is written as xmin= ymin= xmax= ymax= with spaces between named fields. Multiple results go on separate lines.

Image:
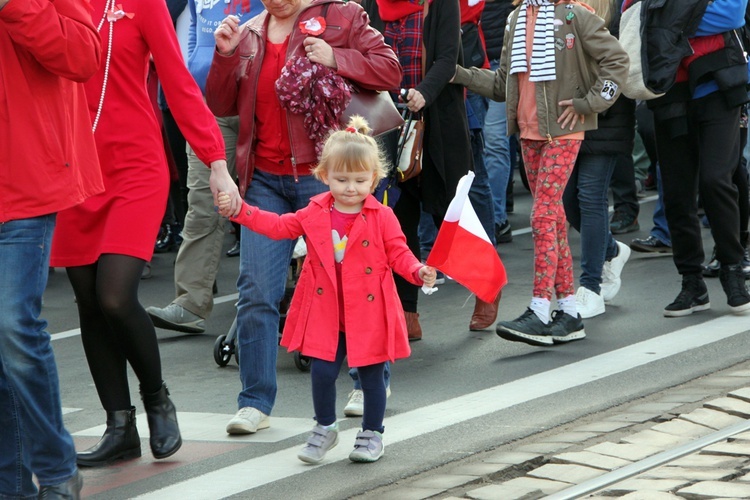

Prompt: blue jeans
xmin=0 ymin=215 xmax=77 ymax=499
xmin=563 ymin=154 xmax=619 ymax=294
xmin=418 ymin=210 xmax=437 ymax=258
xmin=483 ymin=59 xmax=512 ymax=226
xmin=650 ymin=165 xmax=671 ymax=246
xmin=236 ymin=170 xmax=326 ymax=414
xmin=465 ymin=93 xmax=497 ymax=245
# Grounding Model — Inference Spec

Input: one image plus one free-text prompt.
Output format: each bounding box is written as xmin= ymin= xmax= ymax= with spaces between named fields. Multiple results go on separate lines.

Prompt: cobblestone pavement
xmin=352 ymin=363 xmax=750 ymax=500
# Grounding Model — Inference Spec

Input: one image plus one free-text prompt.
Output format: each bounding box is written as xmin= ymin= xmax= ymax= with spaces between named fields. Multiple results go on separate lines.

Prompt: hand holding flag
xmin=426 ymin=172 xmax=507 ymax=303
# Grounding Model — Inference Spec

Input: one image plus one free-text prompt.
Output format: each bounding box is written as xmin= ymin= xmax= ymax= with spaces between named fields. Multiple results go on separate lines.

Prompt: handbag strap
xmin=422 ymin=0 xmax=428 ymax=79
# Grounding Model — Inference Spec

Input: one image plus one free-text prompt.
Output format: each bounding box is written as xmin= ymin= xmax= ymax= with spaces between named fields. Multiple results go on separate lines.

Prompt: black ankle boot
xmin=77 ymin=407 xmax=141 ymax=467
xmin=140 ymin=383 xmax=182 ymax=459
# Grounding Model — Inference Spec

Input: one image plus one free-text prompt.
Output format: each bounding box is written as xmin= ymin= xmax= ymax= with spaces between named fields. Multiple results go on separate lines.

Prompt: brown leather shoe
xmin=469 ymin=291 xmax=502 ymax=331
xmin=405 ymin=311 xmax=422 ymax=341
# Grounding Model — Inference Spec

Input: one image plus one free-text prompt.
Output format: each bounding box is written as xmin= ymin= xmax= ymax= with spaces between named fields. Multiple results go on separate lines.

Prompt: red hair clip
xmin=345 ymin=126 xmax=357 ymax=133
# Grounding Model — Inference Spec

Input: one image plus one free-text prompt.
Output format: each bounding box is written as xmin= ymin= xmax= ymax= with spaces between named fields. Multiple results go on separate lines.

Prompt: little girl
xmin=218 ymin=116 xmax=436 ymax=464
xmin=452 ymin=0 xmax=628 ymax=346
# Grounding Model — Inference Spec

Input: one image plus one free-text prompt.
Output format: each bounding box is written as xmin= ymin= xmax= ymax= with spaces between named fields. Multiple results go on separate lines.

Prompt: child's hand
xmin=217 ymin=192 xmax=233 ymax=217
xmin=420 ymin=265 xmax=437 ymax=287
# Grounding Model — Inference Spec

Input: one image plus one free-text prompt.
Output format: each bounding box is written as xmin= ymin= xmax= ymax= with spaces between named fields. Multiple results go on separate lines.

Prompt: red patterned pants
xmin=520 ymin=138 xmax=581 ymax=300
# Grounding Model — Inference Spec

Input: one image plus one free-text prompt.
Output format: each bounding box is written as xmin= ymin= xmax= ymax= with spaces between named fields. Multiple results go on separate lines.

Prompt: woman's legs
xmin=66 ymin=254 xmax=174 ymax=463
xmin=67 ymin=254 xmax=162 ymax=411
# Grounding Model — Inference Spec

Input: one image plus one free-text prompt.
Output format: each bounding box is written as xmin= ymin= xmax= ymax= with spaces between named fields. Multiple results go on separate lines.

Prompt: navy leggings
xmin=310 ymin=333 xmax=386 ymax=433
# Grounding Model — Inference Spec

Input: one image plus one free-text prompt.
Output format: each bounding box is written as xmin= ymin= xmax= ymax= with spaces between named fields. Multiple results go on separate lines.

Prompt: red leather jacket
xmin=0 ymin=0 xmax=103 ymax=223
xmin=206 ymin=0 xmax=401 ymax=196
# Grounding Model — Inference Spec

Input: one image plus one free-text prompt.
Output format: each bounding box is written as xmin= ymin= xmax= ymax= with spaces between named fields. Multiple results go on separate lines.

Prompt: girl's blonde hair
xmin=312 ymin=115 xmax=389 ymax=192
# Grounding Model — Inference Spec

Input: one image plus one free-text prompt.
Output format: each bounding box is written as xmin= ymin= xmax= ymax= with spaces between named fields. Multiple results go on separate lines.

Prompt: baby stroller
xmin=213 ymin=238 xmax=311 ymax=371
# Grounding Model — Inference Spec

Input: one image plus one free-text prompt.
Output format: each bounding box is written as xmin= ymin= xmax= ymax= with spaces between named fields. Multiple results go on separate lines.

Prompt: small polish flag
xmin=426 ymin=172 xmax=506 ymax=303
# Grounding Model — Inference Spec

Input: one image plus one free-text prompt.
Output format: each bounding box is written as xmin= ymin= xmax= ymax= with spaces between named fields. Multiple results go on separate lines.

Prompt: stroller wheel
xmin=293 ymin=352 xmax=311 ymax=372
xmin=213 ymin=334 xmax=234 ymax=367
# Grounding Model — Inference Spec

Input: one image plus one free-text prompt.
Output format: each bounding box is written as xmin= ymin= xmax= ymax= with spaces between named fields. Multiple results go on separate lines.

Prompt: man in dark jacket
xmin=642 ymin=0 xmax=750 ymax=317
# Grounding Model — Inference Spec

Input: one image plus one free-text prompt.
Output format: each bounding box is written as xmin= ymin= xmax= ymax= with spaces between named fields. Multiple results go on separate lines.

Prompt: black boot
xmin=141 ymin=383 xmax=182 ymax=459
xmin=77 ymin=407 xmax=141 ymax=467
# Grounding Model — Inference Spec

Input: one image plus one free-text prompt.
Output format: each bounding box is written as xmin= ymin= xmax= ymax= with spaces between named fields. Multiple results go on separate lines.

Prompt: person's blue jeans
xmin=650 ymin=165 xmax=671 ymax=246
xmin=483 ymin=59 xmax=512 ymax=227
xmin=236 ymin=170 xmax=326 ymax=414
xmin=418 ymin=210 xmax=437 ymax=259
xmin=465 ymin=93 xmax=497 ymax=245
xmin=0 ymin=215 xmax=77 ymax=499
xmin=563 ymin=154 xmax=619 ymax=294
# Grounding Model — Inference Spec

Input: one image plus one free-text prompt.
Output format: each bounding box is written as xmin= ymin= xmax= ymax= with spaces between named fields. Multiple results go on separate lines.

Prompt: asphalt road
xmin=42 ymin=181 xmax=750 ymax=499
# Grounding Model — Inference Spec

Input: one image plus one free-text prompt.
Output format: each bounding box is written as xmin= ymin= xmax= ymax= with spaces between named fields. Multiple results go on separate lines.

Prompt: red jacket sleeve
xmin=0 ymin=0 xmax=101 ymax=81
xmin=140 ymin=0 xmax=226 ymax=166
xmin=231 ymin=202 xmax=306 ymax=240
xmin=332 ymin=5 xmax=402 ymax=91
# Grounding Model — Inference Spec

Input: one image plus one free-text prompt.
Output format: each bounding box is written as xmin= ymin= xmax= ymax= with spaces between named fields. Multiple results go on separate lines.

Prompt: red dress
xmin=50 ymin=0 xmax=225 ymax=267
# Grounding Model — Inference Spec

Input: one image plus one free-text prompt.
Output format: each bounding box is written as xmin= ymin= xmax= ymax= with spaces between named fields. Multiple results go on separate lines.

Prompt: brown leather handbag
xmin=341 ymin=85 xmax=404 ymax=137
xmin=395 ymin=111 xmax=424 ymax=182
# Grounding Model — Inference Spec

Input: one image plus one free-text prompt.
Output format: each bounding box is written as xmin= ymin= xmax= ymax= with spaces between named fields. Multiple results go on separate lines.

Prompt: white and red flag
xmin=426 ymin=172 xmax=507 ymax=303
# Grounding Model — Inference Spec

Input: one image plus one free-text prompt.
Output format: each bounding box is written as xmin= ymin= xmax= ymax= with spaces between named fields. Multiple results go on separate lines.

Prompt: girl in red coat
xmin=219 ymin=116 xmax=436 ymax=464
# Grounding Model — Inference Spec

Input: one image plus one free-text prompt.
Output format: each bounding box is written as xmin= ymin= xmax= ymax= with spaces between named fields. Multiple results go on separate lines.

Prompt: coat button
xmin=362 ymin=240 xmax=369 ymax=247
xmin=365 ymin=267 xmax=372 ymax=274
xmin=367 ymin=294 xmax=374 ymax=301
xmin=317 ymin=288 xmax=324 ymax=295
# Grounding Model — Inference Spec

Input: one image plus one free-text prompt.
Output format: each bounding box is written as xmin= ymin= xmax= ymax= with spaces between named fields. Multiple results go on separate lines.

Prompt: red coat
xmin=232 ymin=193 xmax=423 ymax=366
xmin=0 ymin=0 xmax=103 ymax=223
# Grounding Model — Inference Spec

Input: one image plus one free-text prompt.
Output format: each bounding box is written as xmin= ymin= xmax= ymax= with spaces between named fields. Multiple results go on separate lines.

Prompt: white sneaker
xmin=601 ymin=241 xmax=631 ymax=302
xmin=297 ymin=423 xmax=339 ymax=464
xmin=575 ymin=286 xmax=605 ymax=319
xmin=349 ymin=430 xmax=384 ymax=462
xmin=226 ymin=407 xmax=270 ymax=435
xmin=343 ymin=386 xmax=391 ymax=417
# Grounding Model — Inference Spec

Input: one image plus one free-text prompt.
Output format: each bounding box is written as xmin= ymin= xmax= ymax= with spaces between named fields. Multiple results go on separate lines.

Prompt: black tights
xmin=66 ymin=254 xmax=163 ymax=411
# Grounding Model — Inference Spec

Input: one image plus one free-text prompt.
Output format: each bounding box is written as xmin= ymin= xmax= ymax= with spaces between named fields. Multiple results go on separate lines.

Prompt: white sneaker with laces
xmin=575 ymin=286 xmax=605 ymax=319
xmin=344 ymin=386 xmax=391 ymax=417
xmin=226 ymin=407 xmax=270 ymax=435
xmin=601 ymin=241 xmax=631 ymax=302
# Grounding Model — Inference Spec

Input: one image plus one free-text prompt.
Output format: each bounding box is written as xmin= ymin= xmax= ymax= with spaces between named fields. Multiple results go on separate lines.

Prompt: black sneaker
xmin=702 ymin=247 xmax=719 ymax=278
xmin=664 ymin=275 xmax=710 ymax=317
xmin=719 ymin=263 xmax=750 ymax=314
xmin=495 ymin=220 xmax=513 ymax=244
xmin=742 ymin=249 xmax=750 ymax=279
xmin=548 ymin=310 xmax=586 ymax=343
xmin=496 ymin=309 xmax=553 ymax=346
xmin=610 ymin=211 xmax=640 ymax=235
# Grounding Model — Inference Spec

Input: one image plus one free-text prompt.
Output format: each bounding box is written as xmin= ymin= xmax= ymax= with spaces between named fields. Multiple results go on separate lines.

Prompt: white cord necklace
xmin=92 ymin=0 xmax=116 ymax=133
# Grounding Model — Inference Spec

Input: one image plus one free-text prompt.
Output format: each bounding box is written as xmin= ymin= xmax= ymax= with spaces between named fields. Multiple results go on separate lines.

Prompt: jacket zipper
xmin=543 ymin=82 xmax=552 ymax=143
xmin=247 ymin=26 xmax=265 ymax=188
